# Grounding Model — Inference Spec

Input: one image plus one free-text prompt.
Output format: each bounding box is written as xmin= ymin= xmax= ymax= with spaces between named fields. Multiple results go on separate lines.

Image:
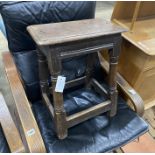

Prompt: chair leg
xmin=85 ymin=53 xmax=97 ymax=88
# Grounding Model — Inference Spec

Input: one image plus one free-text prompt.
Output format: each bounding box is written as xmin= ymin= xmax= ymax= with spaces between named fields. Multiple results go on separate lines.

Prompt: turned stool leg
xmin=48 ymin=51 xmax=67 ymax=139
xmin=37 ymin=49 xmax=49 ymax=94
xmin=108 ymin=40 xmax=121 ymax=117
xmin=85 ymin=53 xmax=98 ymax=88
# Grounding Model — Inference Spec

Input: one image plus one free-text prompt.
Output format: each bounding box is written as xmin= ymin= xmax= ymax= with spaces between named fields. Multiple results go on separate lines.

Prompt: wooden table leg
xmin=48 ymin=51 xmax=67 ymax=139
xmin=108 ymin=39 xmax=121 ymax=117
xmin=85 ymin=53 xmax=98 ymax=87
xmin=37 ymin=49 xmax=49 ymax=94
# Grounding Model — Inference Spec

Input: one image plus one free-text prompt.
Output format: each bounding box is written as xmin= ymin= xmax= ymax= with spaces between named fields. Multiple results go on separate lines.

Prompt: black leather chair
xmin=0 ymin=1 xmax=148 ymax=152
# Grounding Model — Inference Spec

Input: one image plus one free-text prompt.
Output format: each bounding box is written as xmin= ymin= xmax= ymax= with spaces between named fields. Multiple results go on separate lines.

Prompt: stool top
xmin=27 ymin=18 xmax=126 ymax=46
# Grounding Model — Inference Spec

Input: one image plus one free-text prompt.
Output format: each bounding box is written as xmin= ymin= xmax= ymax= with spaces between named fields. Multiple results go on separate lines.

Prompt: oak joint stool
xmin=28 ymin=19 xmax=126 ymax=139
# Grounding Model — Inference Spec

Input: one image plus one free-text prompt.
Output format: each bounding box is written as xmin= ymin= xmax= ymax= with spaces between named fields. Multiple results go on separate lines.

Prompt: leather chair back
xmin=0 ymin=1 xmax=96 ymax=102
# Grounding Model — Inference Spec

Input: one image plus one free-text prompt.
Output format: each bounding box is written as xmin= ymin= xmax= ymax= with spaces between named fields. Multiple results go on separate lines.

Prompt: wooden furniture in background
xmin=99 ymin=55 xmax=144 ymax=116
xmin=103 ymin=1 xmax=155 ymax=110
xmin=28 ymin=19 xmax=125 ymax=139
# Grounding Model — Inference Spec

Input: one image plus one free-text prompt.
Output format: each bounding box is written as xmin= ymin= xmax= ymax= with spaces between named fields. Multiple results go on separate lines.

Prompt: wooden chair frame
xmin=0 ymin=92 xmax=25 ymax=153
xmin=0 ymin=31 xmax=46 ymax=153
xmin=2 ymin=52 xmax=46 ymax=153
xmin=1 ymin=50 xmax=145 ymax=152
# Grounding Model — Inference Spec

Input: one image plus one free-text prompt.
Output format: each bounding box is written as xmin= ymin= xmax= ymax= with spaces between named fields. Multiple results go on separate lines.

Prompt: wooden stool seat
xmin=28 ymin=19 xmax=124 ymax=46
xmin=27 ymin=18 xmax=126 ymax=139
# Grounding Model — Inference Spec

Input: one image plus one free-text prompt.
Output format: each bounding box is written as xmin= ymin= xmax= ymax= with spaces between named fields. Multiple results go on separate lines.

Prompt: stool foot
xmin=54 ymin=112 xmax=68 ymax=140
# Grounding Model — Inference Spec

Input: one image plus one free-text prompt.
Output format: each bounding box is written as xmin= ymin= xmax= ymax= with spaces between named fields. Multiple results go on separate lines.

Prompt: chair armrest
xmin=99 ymin=54 xmax=144 ymax=116
xmin=2 ymin=52 xmax=46 ymax=152
xmin=0 ymin=92 xmax=25 ymax=152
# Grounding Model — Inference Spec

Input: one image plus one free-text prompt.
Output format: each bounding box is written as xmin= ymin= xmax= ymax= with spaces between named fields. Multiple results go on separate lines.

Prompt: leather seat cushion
xmin=32 ymin=86 xmax=148 ymax=153
xmin=0 ymin=127 xmax=10 ymax=153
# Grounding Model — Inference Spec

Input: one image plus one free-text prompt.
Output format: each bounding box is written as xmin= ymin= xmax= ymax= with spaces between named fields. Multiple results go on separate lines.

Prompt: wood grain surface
xmin=112 ymin=1 xmax=155 ymax=56
xmin=27 ymin=18 xmax=126 ymax=46
xmin=2 ymin=52 xmax=46 ymax=153
xmin=0 ymin=92 xmax=25 ymax=152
